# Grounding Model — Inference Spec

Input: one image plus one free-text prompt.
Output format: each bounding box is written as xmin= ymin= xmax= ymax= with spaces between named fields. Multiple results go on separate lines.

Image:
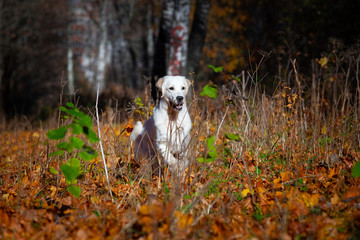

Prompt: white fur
xmin=130 ymin=76 xmax=192 ymax=172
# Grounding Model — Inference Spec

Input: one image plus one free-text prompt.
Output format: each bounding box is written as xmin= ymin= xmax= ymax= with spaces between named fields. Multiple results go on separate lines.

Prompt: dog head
xmin=156 ymin=76 xmax=191 ymax=111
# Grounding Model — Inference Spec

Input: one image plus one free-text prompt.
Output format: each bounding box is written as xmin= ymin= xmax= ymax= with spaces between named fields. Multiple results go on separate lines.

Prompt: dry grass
xmin=1 ymin=45 xmax=360 ymax=239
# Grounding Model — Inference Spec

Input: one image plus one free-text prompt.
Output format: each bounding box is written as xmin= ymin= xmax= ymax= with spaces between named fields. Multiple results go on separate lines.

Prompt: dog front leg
xmin=157 ymin=143 xmax=177 ymax=168
xmin=158 ymin=145 xmax=188 ymax=172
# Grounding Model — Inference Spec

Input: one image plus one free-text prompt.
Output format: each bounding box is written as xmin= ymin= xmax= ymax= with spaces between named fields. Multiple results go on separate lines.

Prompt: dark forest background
xmin=1 ymin=0 xmax=359 ymax=120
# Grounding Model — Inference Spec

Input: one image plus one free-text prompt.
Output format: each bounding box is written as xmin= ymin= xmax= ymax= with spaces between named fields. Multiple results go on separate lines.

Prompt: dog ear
xmin=186 ymin=79 xmax=191 ymax=87
xmin=185 ymin=79 xmax=192 ymax=93
xmin=156 ymin=77 xmax=165 ymax=98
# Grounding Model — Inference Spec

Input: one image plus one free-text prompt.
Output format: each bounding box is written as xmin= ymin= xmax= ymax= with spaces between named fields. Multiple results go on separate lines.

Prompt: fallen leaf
xmin=330 ymin=194 xmax=339 ymax=205
xmin=241 ymin=188 xmax=251 ymax=197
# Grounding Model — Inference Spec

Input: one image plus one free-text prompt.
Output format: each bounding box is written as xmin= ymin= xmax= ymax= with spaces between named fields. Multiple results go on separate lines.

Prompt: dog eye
xmin=181 ymin=87 xmax=185 ymax=90
xmin=169 ymin=87 xmax=174 ymax=90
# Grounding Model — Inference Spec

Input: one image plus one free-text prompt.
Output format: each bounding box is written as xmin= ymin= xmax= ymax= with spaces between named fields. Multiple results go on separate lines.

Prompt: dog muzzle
xmin=169 ymin=96 xmax=184 ymax=111
xmin=170 ymin=101 xmax=183 ymax=111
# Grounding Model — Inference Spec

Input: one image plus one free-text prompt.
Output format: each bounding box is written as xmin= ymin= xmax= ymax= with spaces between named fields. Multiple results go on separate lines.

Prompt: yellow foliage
xmin=175 ymin=211 xmax=193 ymax=229
xmin=241 ymin=188 xmax=251 ymax=197
xmin=318 ymin=57 xmax=328 ymax=68
xmin=301 ymin=192 xmax=320 ymax=207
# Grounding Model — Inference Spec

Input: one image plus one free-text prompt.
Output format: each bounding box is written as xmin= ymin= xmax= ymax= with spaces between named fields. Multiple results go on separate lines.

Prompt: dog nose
xmin=176 ymin=96 xmax=184 ymax=102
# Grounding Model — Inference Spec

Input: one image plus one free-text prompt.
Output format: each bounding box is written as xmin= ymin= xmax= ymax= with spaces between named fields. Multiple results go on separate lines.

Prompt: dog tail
xmin=130 ymin=121 xmax=143 ymax=141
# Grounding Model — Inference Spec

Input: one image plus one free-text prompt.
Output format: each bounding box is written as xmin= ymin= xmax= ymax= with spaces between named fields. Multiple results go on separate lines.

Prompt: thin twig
xmin=215 ymin=105 xmax=229 ymax=142
xmin=96 ymin=82 xmax=113 ymax=202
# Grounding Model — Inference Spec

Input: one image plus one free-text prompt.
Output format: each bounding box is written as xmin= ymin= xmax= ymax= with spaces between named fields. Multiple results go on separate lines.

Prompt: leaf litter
xmin=1 ymin=107 xmax=360 ymax=239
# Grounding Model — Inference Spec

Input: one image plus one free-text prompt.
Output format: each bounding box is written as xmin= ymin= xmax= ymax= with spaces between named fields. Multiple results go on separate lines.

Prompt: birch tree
xmin=152 ymin=0 xmax=190 ymax=100
xmin=96 ymin=0 xmax=109 ymax=93
xmin=152 ymin=0 xmax=210 ymax=101
xmin=166 ymin=0 xmax=190 ymax=76
xmin=67 ymin=0 xmax=75 ymax=96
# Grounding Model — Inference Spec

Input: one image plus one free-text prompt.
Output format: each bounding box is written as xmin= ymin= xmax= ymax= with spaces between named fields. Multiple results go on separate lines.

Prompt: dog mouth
xmin=169 ymin=101 xmax=183 ymax=111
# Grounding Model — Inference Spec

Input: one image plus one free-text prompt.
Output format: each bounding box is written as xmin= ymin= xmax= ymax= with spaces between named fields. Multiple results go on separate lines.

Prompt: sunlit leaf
xmin=69 ymin=137 xmax=84 ymax=150
xmin=200 ymin=84 xmax=218 ymax=99
xmin=57 ymin=142 xmax=69 ymax=151
xmin=208 ymin=64 xmax=223 ymax=73
xmin=78 ymin=146 xmax=98 ymax=161
xmin=49 ymin=166 xmax=58 ymax=175
xmin=67 ymin=185 xmax=81 ymax=198
xmin=66 ymin=102 xmax=75 ymax=108
xmin=225 ymin=133 xmax=241 ymax=141
xmin=47 ymin=126 xmax=67 ymax=140
xmin=232 ymin=75 xmax=241 ymax=82
xmin=49 ymin=150 xmax=64 ymax=157
xmin=197 ymin=135 xmax=217 ymax=163
xmin=206 ymin=135 xmax=217 ymax=159
xmin=87 ymin=129 xmax=100 ymax=143
xmin=61 ymin=158 xmax=82 ymax=184
xmin=77 ymin=115 xmax=92 ymax=128
xmin=241 ymin=188 xmax=251 ymax=197
xmin=69 ymin=123 xmax=82 ymax=134
xmin=318 ymin=57 xmax=328 ymax=68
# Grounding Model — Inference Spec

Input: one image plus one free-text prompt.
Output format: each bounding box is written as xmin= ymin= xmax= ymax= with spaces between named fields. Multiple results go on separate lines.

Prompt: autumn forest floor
xmin=1 ymin=59 xmax=360 ymax=239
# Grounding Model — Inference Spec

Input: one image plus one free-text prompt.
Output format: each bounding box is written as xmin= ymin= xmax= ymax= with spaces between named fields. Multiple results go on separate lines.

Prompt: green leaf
xmin=232 ymin=75 xmax=241 ymax=82
xmin=69 ymin=123 xmax=82 ymax=134
xmin=93 ymin=210 xmax=100 ymax=217
xmin=69 ymin=137 xmax=84 ymax=150
xmin=78 ymin=146 xmax=98 ymax=161
xmin=206 ymin=135 xmax=217 ymax=159
xmin=57 ymin=142 xmax=69 ymax=151
xmin=197 ymin=135 xmax=217 ymax=163
xmin=60 ymin=106 xmax=84 ymax=119
xmin=49 ymin=166 xmax=58 ymax=175
xmin=47 ymin=126 xmax=67 ymax=140
xmin=135 ymin=97 xmax=144 ymax=108
xmin=67 ymin=185 xmax=81 ymax=198
xmin=61 ymin=158 xmax=82 ymax=184
xmin=352 ymin=162 xmax=360 ymax=178
xmin=67 ymin=157 xmax=81 ymax=168
xmin=225 ymin=133 xmax=241 ymax=141
xmin=200 ymin=84 xmax=218 ymax=99
xmin=59 ymin=106 xmax=68 ymax=112
xmin=208 ymin=64 xmax=223 ymax=73
xmin=87 ymin=129 xmax=100 ymax=143
xmin=49 ymin=150 xmax=64 ymax=157
xmin=77 ymin=115 xmax=92 ymax=128
xmin=66 ymin=102 xmax=75 ymax=108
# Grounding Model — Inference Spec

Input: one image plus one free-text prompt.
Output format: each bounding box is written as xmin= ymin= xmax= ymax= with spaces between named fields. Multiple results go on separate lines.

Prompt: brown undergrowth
xmin=1 ymin=49 xmax=360 ymax=239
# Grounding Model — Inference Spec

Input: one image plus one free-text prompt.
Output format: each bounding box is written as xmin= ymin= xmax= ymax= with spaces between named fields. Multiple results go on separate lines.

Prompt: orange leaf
xmin=330 ymin=193 xmax=339 ymax=205
xmin=175 ymin=211 xmax=193 ymax=229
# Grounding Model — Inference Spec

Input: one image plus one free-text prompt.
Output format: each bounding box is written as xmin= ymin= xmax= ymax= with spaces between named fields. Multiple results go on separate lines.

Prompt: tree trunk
xmin=187 ymin=0 xmax=211 ymax=75
xmin=167 ymin=0 xmax=190 ymax=76
xmin=152 ymin=0 xmax=190 ymax=101
xmin=67 ymin=12 xmax=75 ymax=96
xmin=0 ymin=1 xmax=3 ymax=114
xmin=96 ymin=0 xmax=109 ymax=94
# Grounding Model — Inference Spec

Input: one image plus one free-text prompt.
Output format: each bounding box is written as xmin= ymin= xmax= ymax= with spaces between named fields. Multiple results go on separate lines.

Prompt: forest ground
xmin=1 ymin=65 xmax=360 ymax=239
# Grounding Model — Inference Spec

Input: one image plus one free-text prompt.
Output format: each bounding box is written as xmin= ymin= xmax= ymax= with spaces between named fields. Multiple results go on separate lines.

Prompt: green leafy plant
xmin=225 ymin=133 xmax=241 ymax=141
xmin=208 ymin=64 xmax=224 ymax=73
xmin=135 ymin=97 xmax=144 ymax=108
xmin=198 ymin=135 xmax=217 ymax=163
xmin=47 ymin=102 xmax=99 ymax=198
xmin=200 ymin=84 xmax=218 ymax=99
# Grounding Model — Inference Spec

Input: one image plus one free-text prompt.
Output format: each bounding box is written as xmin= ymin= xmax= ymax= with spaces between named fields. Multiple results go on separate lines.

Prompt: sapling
xmin=47 ymin=102 xmax=99 ymax=198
